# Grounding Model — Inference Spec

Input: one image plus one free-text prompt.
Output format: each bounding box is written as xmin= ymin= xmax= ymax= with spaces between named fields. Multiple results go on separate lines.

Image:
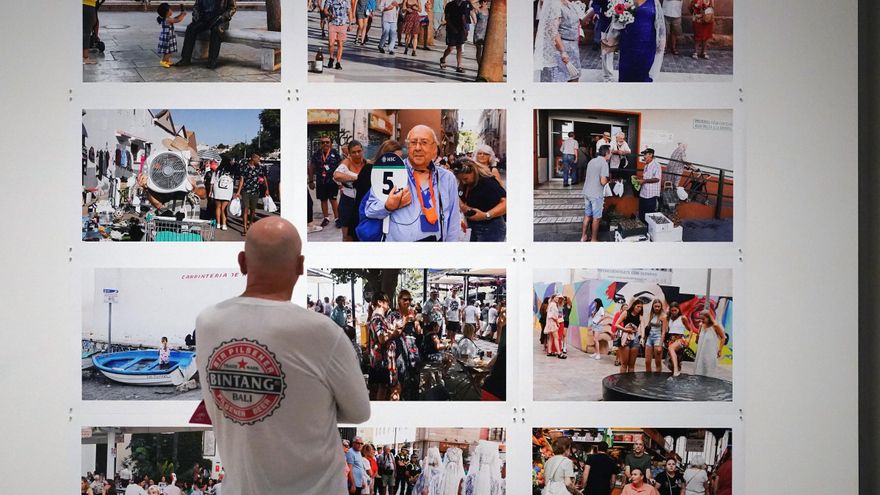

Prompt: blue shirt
xmin=365 ymin=160 xmax=462 ymax=242
xmin=345 ymin=449 xmax=367 ymax=487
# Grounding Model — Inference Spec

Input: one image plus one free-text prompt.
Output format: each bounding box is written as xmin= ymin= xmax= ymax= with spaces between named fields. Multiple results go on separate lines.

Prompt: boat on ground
xmin=92 ymin=350 xmax=197 ymax=386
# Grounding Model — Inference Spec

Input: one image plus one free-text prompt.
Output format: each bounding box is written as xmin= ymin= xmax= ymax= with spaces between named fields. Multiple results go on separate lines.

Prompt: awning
xmin=115 ymin=130 xmax=149 ymax=143
xmin=199 ymin=148 xmax=222 ymax=162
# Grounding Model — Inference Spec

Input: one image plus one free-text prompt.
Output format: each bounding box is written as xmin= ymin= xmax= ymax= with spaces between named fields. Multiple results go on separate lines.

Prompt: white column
xmin=106 ymin=431 xmax=117 ymax=479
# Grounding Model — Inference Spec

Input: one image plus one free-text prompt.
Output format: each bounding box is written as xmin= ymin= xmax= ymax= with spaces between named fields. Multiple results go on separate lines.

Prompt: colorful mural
xmin=533 ymin=278 xmax=733 ymax=364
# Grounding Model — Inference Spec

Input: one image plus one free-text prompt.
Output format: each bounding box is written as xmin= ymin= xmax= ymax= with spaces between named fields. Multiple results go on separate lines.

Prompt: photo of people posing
xmin=309 ymin=268 xmax=507 ymax=401
xmin=308 ymin=109 xmax=506 ymax=242
xmin=534 ymin=268 xmax=733 ymax=401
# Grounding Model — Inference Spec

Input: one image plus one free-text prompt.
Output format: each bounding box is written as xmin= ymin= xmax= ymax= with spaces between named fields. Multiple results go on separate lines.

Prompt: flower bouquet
xmin=605 ymin=0 xmax=636 ymax=27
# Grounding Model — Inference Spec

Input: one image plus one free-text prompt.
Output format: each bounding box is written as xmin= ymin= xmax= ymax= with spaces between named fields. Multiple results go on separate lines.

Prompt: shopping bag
xmin=263 ymin=195 xmax=278 ymax=213
xmin=604 ymin=183 xmax=614 ymax=197
xmin=228 ymin=197 xmax=242 ymax=217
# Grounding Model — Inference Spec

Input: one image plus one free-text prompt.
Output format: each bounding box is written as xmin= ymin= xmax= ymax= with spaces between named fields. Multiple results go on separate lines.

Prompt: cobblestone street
xmin=84 ymin=11 xmax=281 ymax=82
xmin=307 ymin=11 xmax=506 ymax=83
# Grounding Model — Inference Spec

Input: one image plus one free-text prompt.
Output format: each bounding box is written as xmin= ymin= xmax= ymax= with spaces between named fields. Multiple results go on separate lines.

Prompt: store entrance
xmin=549 ymin=118 xmax=630 ymax=181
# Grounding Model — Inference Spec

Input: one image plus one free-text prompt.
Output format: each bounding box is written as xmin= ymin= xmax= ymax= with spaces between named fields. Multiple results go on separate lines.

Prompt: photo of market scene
xmin=81 ymin=426 xmax=222 ymax=495
xmin=82 ymin=109 xmax=281 ymax=242
xmin=83 ymin=0 xmax=281 ymax=82
xmin=308 ymin=268 xmax=507 ymax=401
xmin=338 ymin=427 xmax=506 ymax=495
xmin=534 ymin=268 xmax=733 ymax=401
xmin=82 ymin=268 xmax=246 ymax=400
xmin=307 ymin=0 xmax=506 ymax=82
xmin=533 ymin=0 xmax=733 ymax=82
xmin=533 ymin=427 xmax=732 ymax=495
xmin=307 ymin=108 xmax=506 ymax=242
xmin=534 ymin=109 xmax=733 ymax=242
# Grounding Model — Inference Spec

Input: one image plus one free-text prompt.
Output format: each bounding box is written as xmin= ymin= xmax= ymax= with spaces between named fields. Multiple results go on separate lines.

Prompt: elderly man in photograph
xmin=365 ymin=124 xmax=461 ymax=241
xmin=176 ymin=0 xmax=237 ymax=69
xmin=196 ymin=217 xmax=370 ymax=495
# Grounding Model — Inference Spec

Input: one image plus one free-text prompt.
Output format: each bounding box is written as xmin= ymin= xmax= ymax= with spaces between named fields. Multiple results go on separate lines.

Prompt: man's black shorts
xmin=316 ymin=181 xmax=338 ymax=200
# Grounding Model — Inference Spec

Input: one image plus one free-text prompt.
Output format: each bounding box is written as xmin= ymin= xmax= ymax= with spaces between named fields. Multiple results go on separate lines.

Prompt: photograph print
xmin=533 ymin=0 xmax=732 ymax=82
xmin=83 ymin=0 xmax=281 ymax=82
xmin=534 ymin=108 xmax=734 ymax=242
xmin=309 ymin=267 xmax=507 ymax=401
xmin=82 ymin=268 xmax=248 ymax=400
xmin=308 ymin=109 xmax=507 ymax=242
xmin=308 ymin=0 xmax=507 ymax=82
xmin=533 ymin=268 xmax=733 ymax=401
xmin=82 ymin=109 xmax=281 ymax=242
xmin=533 ymin=427 xmax=732 ymax=494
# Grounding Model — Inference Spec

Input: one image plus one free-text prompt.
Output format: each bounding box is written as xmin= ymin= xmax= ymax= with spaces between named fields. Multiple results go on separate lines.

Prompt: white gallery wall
xmin=0 ymin=0 xmax=860 ymax=494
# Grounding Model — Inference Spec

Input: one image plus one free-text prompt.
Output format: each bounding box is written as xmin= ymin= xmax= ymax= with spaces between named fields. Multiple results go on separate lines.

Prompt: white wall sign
xmin=693 ymin=119 xmax=734 ymax=132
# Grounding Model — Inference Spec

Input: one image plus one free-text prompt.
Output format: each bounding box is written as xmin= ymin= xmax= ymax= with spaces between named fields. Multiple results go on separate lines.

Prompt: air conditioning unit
xmin=146 ymin=151 xmax=192 ymax=194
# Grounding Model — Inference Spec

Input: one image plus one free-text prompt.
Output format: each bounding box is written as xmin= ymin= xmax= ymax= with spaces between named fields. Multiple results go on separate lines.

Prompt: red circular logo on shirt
xmin=206 ymin=339 xmax=286 ymax=425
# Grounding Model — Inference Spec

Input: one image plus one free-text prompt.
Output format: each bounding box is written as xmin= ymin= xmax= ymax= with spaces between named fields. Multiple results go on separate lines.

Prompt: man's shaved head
xmin=238 ymin=217 xmax=304 ymax=300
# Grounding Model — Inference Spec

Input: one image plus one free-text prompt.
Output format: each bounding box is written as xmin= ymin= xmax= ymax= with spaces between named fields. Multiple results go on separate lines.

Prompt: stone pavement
xmin=84 ymin=11 xmax=281 ymax=82
xmin=532 ymin=329 xmax=732 ymax=401
xmin=307 ymin=11 xmax=506 ymax=83
xmin=534 ymin=43 xmax=733 ymax=82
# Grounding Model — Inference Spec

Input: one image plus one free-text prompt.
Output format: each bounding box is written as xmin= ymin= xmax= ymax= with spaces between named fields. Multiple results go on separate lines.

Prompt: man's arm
xmin=327 ymin=333 xmax=371 ymax=423
xmin=442 ymin=172 xmax=462 ymax=241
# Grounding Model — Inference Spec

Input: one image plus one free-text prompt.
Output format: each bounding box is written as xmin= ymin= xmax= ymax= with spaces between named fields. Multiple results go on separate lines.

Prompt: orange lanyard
xmin=410 ymin=168 xmax=438 ymax=224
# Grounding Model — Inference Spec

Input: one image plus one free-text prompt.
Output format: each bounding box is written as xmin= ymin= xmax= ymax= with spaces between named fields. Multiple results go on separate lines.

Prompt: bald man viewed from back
xmin=196 ymin=217 xmax=370 ymax=495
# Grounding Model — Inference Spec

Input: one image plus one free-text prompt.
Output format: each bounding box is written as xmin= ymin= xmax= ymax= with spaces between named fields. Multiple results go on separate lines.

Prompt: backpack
xmin=355 ymin=191 xmax=385 ymax=242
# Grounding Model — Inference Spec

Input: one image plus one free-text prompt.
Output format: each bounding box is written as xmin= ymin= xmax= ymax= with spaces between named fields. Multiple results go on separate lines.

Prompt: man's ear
xmin=238 ymin=251 xmax=247 ymax=275
xmin=296 ymin=255 xmax=305 ymax=276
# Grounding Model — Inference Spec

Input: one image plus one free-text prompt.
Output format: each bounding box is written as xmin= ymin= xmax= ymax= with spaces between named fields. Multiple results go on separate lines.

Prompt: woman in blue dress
xmin=617 ymin=0 xmax=666 ymax=82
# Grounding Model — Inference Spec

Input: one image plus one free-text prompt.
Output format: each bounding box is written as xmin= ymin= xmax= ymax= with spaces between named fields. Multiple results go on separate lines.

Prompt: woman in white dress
xmin=534 ymin=0 xmax=584 ymax=82
xmin=463 ymin=440 xmax=505 ymax=495
xmin=439 ymin=447 xmax=465 ymax=495
xmin=693 ymin=310 xmax=726 ymax=377
xmin=415 ymin=447 xmax=445 ymax=495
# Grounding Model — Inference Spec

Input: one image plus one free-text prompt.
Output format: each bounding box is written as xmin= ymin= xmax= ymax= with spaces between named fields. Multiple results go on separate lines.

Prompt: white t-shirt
xmin=488 ymin=307 xmax=498 ymax=324
xmin=463 ymin=305 xmax=479 ymax=324
xmin=560 ymin=137 xmax=579 ymax=155
xmin=380 ymin=0 xmax=400 ymax=22
xmin=124 ymin=484 xmax=147 ymax=495
xmin=196 ymin=297 xmax=371 ymax=495
xmin=684 ymin=468 xmax=709 ymax=495
xmin=595 ymin=138 xmax=612 ymax=152
xmin=444 ymin=296 xmax=461 ymax=322
xmin=609 ymin=140 xmax=631 ymax=169
xmin=663 ymin=0 xmax=683 ymax=17
xmin=163 ymin=485 xmax=182 ymax=495
xmin=455 ymin=337 xmax=479 ymax=359
xmin=591 ymin=306 xmax=606 ymax=324
xmin=334 ymin=162 xmax=359 ymax=198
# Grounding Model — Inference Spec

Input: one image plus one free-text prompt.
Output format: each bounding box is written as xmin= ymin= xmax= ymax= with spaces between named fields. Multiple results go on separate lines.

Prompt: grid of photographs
xmin=77 ymin=1 xmax=742 ymax=493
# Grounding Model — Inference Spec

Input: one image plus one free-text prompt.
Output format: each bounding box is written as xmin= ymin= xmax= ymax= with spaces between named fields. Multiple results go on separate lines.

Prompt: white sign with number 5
xmin=371 ymin=153 xmax=408 ymax=235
